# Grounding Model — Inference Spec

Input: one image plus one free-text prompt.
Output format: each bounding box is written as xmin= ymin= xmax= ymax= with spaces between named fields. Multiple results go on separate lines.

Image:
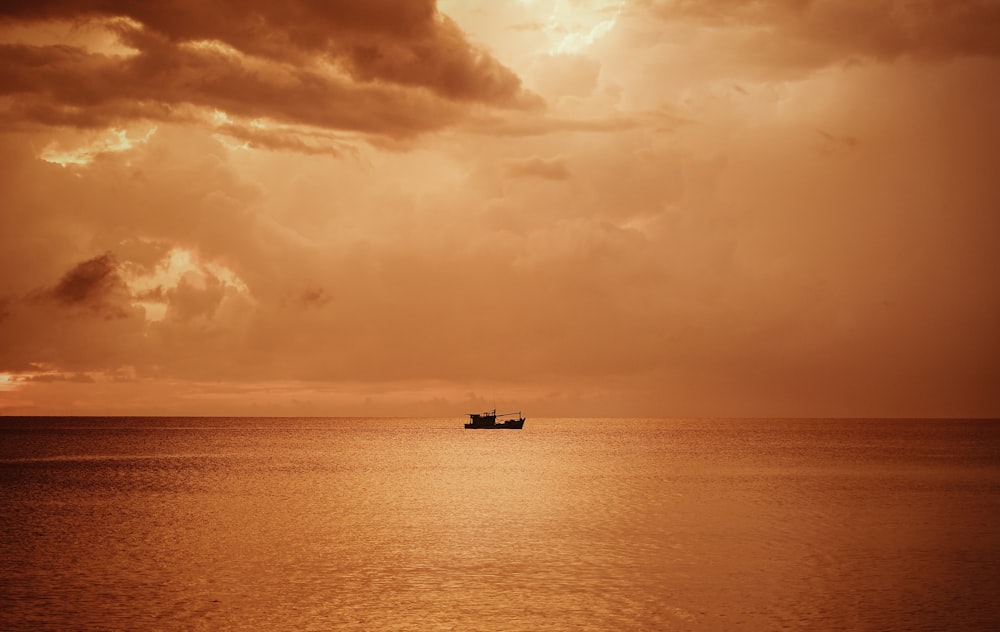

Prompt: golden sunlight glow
xmin=120 ymin=247 xmax=250 ymax=322
xmin=214 ymin=136 xmax=252 ymax=152
xmin=0 ymin=368 xmax=48 ymax=391
xmin=212 ymin=110 xmax=233 ymax=126
xmin=209 ymin=110 xmax=249 ymax=150
xmin=181 ymin=39 xmax=244 ymax=58
xmin=205 ymin=109 xmax=356 ymax=155
xmin=546 ymin=0 xmax=623 ymax=54
xmin=40 ymin=127 xmax=157 ymax=167
xmin=439 ymin=0 xmax=622 ymax=59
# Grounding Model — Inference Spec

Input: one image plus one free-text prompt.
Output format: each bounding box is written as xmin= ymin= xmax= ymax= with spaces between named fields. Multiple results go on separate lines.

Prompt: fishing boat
xmin=465 ymin=409 xmax=525 ymax=429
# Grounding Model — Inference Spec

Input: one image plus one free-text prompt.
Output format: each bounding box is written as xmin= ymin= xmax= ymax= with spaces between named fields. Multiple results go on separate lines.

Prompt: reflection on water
xmin=2 ymin=418 xmax=999 ymax=630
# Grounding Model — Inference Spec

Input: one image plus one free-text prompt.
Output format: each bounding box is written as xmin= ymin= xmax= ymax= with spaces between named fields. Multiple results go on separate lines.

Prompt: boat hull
xmin=464 ymin=419 xmax=525 ymax=430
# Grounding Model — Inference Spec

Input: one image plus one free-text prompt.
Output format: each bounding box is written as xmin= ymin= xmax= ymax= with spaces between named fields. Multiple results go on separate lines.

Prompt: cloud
xmin=0 ymin=3 xmax=998 ymax=417
xmin=643 ymin=0 xmax=1000 ymax=68
xmin=43 ymin=251 xmax=130 ymax=317
xmin=507 ymin=21 xmax=546 ymax=32
xmin=814 ymin=128 xmax=860 ymax=155
xmin=528 ymin=53 xmax=601 ymax=98
xmin=49 ymin=252 xmax=118 ymax=304
xmin=504 ymin=155 xmax=571 ymax=180
xmin=0 ymin=0 xmax=539 ymax=138
xmin=116 ymin=245 xmax=252 ymax=322
xmin=211 ymin=121 xmax=356 ymax=157
xmin=299 ymin=287 xmax=332 ymax=308
xmin=464 ymin=111 xmax=645 ymax=137
xmin=19 ymin=371 xmax=96 ymax=383
xmin=39 ymin=126 xmax=157 ymax=166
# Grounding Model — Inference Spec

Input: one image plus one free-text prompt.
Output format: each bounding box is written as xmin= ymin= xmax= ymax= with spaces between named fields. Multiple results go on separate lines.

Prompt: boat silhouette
xmin=464 ymin=409 xmax=525 ymax=429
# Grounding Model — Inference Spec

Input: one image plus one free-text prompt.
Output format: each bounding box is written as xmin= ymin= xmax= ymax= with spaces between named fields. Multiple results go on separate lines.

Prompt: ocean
xmin=1 ymin=417 xmax=998 ymax=630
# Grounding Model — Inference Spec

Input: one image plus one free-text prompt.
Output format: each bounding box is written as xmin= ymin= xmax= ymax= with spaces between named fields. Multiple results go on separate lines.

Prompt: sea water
xmin=2 ymin=417 xmax=998 ymax=630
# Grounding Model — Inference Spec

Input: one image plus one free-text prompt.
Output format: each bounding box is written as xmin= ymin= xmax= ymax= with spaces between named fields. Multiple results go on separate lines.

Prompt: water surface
xmin=2 ymin=417 xmax=998 ymax=630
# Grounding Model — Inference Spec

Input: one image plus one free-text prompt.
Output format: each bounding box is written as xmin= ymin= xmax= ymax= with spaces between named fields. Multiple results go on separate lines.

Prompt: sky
xmin=0 ymin=0 xmax=998 ymax=417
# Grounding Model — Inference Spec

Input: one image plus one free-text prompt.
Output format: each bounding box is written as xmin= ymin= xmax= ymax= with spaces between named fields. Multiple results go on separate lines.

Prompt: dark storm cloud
xmin=0 ymin=38 xmax=461 ymax=136
xmin=29 ymin=251 xmax=133 ymax=320
xmin=47 ymin=251 xmax=122 ymax=307
xmin=0 ymin=0 xmax=537 ymax=136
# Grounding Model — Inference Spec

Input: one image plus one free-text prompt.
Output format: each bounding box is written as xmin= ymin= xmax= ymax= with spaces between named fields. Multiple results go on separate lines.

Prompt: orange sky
xmin=1 ymin=0 xmax=998 ymax=417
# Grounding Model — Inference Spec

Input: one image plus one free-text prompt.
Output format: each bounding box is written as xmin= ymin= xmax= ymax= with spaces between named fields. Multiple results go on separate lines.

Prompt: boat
xmin=465 ymin=409 xmax=525 ymax=429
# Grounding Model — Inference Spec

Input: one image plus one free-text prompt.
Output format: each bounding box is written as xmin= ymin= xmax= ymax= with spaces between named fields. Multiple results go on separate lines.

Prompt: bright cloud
xmin=120 ymin=247 xmax=250 ymax=322
xmin=40 ymin=127 xmax=158 ymax=167
xmin=548 ymin=0 xmax=623 ymax=54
